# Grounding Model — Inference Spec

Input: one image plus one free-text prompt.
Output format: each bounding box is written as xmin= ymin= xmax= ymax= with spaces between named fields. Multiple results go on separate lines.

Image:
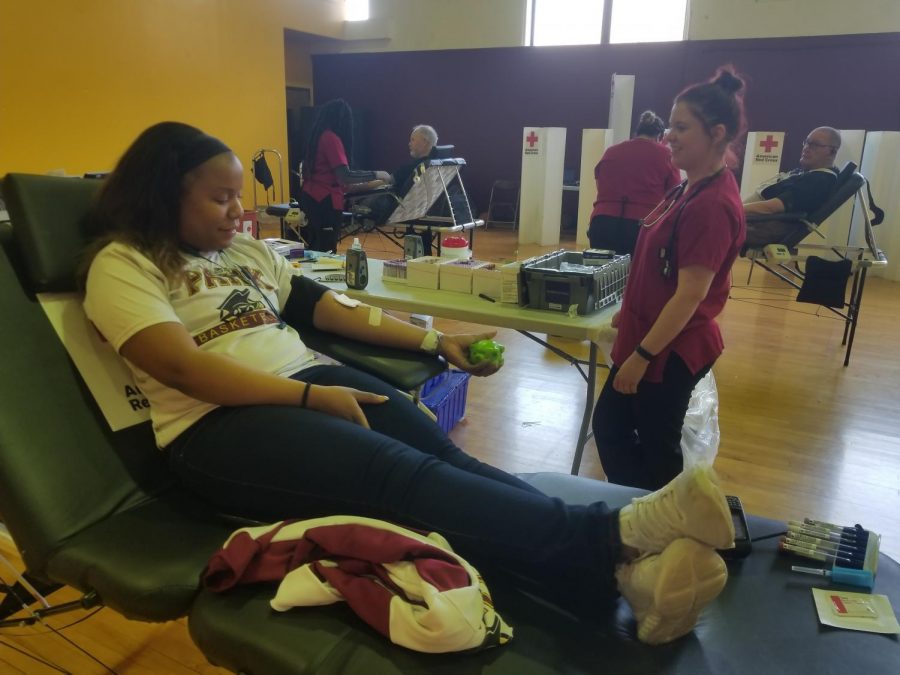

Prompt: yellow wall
xmin=0 ymin=0 xmax=343 ymax=203
xmin=284 ymin=33 xmax=316 ymax=89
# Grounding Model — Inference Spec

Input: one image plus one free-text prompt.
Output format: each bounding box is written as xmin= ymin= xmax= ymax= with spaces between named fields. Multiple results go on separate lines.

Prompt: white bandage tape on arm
xmin=419 ymin=329 xmax=442 ymax=355
xmin=333 ymin=293 xmax=361 ymax=308
xmin=368 ymin=306 xmax=383 ymax=326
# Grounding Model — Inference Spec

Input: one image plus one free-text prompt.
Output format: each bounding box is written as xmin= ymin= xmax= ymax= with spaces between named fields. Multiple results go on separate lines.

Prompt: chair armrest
xmin=300 ymin=325 xmax=447 ymax=392
xmin=745 ymin=211 xmax=807 ymax=223
xmin=346 ymin=186 xmax=394 ymax=199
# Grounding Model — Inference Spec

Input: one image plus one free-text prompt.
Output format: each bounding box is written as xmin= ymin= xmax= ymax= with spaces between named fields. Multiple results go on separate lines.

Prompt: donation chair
xmin=0 ymin=171 xmax=446 ymax=617
xmin=743 ymin=161 xmax=861 ymax=261
xmin=741 ymin=163 xmax=888 ymax=366
xmin=3 ymin=176 xmax=899 ymax=673
xmin=343 ymin=156 xmax=483 ymax=255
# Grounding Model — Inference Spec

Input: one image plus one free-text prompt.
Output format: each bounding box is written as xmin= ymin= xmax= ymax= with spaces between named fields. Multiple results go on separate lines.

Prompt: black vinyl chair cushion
xmin=3 ymin=173 xmax=100 ymax=292
xmin=301 ymin=327 xmax=447 ymax=392
xmin=188 ymin=473 xmax=900 ymax=675
xmin=45 ymin=493 xmax=235 ymax=622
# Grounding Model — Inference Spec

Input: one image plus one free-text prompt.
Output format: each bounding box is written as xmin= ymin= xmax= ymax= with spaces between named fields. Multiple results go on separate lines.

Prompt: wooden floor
xmin=2 ymin=224 xmax=898 ymax=673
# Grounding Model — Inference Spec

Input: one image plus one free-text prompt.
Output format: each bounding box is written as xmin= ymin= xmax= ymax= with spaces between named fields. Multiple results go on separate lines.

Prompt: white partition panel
xmin=740 ymin=131 xmax=785 ymax=201
xmin=608 ymin=75 xmax=635 ymax=145
xmin=852 ymin=131 xmax=900 ymax=280
xmin=519 ymin=127 xmax=567 ymax=246
xmin=576 ymin=129 xmax=616 ymax=249
xmin=818 ymin=130 xmax=865 ymax=246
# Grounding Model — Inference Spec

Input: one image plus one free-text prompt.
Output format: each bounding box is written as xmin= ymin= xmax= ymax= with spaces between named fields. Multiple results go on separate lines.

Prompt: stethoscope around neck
xmin=640 ymin=168 xmax=726 ymax=280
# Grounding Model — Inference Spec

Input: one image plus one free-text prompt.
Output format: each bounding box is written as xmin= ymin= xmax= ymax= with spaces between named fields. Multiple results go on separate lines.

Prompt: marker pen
xmin=478 ymin=293 xmax=497 ymax=303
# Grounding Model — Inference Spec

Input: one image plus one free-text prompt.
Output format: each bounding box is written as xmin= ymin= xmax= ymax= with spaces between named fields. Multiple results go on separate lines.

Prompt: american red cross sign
xmin=526 ymin=131 xmax=539 ymax=148
xmin=759 ymin=134 xmax=779 ymax=153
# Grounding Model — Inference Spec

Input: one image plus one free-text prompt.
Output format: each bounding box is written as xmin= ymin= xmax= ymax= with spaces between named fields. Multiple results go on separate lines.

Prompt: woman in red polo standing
xmin=592 ymin=68 xmax=748 ymax=490
xmin=300 ymin=99 xmax=390 ymax=252
xmin=588 ymin=110 xmax=682 ymax=255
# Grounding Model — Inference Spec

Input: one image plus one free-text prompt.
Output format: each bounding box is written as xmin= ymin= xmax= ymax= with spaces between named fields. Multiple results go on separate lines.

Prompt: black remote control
xmin=718 ymin=495 xmax=752 ymax=560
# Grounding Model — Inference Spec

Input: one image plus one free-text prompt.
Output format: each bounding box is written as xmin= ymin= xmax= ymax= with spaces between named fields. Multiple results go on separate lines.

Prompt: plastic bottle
xmin=345 ymin=237 xmax=369 ymax=289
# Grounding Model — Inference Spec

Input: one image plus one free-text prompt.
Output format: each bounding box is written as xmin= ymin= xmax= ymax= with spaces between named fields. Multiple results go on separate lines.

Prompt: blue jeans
xmin=168 ymin=364 xmax=622 ymax=612
xmin=593 ymin=353 xmax=712 ymax=491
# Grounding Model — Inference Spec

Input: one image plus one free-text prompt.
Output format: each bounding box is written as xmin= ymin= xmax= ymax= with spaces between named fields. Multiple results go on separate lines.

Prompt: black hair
xmin=634 ymin=110 xmax=666 ymax=139
xmin=302 ymin=99 xmax=354 ymax=180
xmin=80 ymin=121 xmax=232 ymax=284
xmin=675 ymin=66 xmax=748 ymax=164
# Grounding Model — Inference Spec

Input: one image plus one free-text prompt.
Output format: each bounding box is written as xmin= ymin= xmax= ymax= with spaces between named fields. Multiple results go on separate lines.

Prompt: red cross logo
xmin=526 ymin=131 xmax=539 ymax=148
xmin=759 ymin=134 xmax=779 ymax=153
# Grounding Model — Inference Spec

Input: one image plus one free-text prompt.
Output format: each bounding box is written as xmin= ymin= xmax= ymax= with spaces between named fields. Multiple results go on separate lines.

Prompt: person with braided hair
xmin=299 ymin=99 xmax=391 ymax=252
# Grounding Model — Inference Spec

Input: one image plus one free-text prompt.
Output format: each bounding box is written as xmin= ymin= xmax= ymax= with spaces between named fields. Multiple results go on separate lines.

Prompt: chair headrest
xmin=836 ymin=161 xmax=857 ymax=182
xmin=2 ymin=173 xmax=101 ymax=292
xmin=425 ymin=158 xmax=466 ymax=167
xmin=432 ymin=145 xmax=455 ymax=159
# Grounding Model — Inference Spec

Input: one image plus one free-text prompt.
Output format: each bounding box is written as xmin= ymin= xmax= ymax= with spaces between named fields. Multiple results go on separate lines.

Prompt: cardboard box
xmin=500 ymin=261 xmax=523 ymax=304
xmin=381 ymin=258 xmax=408 ymax=284
xmin=407 ymin=256 xmax=445 ymax=290
xmin=472 ymin=266 xmax=502 ymax=300
xmin=439 ymin=260 xmax=494 ymax=293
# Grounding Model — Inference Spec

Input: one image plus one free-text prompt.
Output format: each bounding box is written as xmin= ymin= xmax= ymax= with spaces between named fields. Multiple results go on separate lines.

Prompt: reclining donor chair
xmin=742 ymin=161 xmax=888 ymax=366
xmin=344 ymin=150 xmax=483 ymax=254
xmin=2 ymin=174 xmax=899 ymax=673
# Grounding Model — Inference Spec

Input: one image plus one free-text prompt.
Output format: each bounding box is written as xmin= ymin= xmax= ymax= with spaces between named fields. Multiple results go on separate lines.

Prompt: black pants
xmin=168 ymin=364 xmax=624 ymax=615
xmin=300 ymin=192 xmax=342 ymax=253
xmin=592 ymin=353 xmax=712 ymax=491
xmin=588 ymin=215 xmax=641 ymax=255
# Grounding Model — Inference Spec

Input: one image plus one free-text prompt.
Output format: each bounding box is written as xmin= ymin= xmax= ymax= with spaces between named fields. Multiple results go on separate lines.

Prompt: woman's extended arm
xmin=334 ymin=165 xmax=391 ymax=186
xmin=612 ymin=264 xmax=714 ymax=394
xmin=310 ymin=290 xmax=500 ymax=376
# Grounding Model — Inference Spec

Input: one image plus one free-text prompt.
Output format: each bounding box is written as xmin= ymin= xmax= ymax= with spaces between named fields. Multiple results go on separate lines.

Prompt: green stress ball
xmin=468 ymin=339 xmax=505 ymax=367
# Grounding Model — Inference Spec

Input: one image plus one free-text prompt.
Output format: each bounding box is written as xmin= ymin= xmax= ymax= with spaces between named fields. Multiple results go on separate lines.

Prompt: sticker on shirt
xmin=193 ymin=288 xmax=281 ymax=346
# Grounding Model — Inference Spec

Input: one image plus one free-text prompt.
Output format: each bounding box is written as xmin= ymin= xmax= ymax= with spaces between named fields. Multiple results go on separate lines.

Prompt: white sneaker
xmin=619 ymin=465 xmax=734 ymax=553
xmin=616 ymin=538 xmax=727 ymax=645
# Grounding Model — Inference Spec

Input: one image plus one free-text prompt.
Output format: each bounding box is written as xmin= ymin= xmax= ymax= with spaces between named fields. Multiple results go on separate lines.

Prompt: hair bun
xmin=714 ymin=69 xmax=744 ymax=95
xmin=639 ymin=111 xmax=656 ymax=123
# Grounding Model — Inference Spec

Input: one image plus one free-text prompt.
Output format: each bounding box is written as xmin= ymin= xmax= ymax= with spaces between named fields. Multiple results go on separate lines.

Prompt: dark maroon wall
xmin=311 ymin=33 xmax=900 ymax=213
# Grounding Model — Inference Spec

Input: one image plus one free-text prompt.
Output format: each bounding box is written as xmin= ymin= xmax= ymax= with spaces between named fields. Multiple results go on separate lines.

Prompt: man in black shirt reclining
xmin=743 ymin=126 xmax=841 ymax=249
xmin=355 ymin=125 xmax=442 ymax=251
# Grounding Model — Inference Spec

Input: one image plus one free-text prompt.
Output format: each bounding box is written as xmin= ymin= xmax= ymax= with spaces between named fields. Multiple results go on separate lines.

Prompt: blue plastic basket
xmin=420 ymin=370 xmax=449 ymax=399
xmin=421 ymin=370 xmax=471 ymax=435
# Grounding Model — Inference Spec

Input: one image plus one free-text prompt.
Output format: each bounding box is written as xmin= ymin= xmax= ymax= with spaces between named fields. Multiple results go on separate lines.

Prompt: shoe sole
xmin=638 ymin=538 xmax=727 ymax=645
xmin=684 ymin=466 xmax=735 ymax=550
